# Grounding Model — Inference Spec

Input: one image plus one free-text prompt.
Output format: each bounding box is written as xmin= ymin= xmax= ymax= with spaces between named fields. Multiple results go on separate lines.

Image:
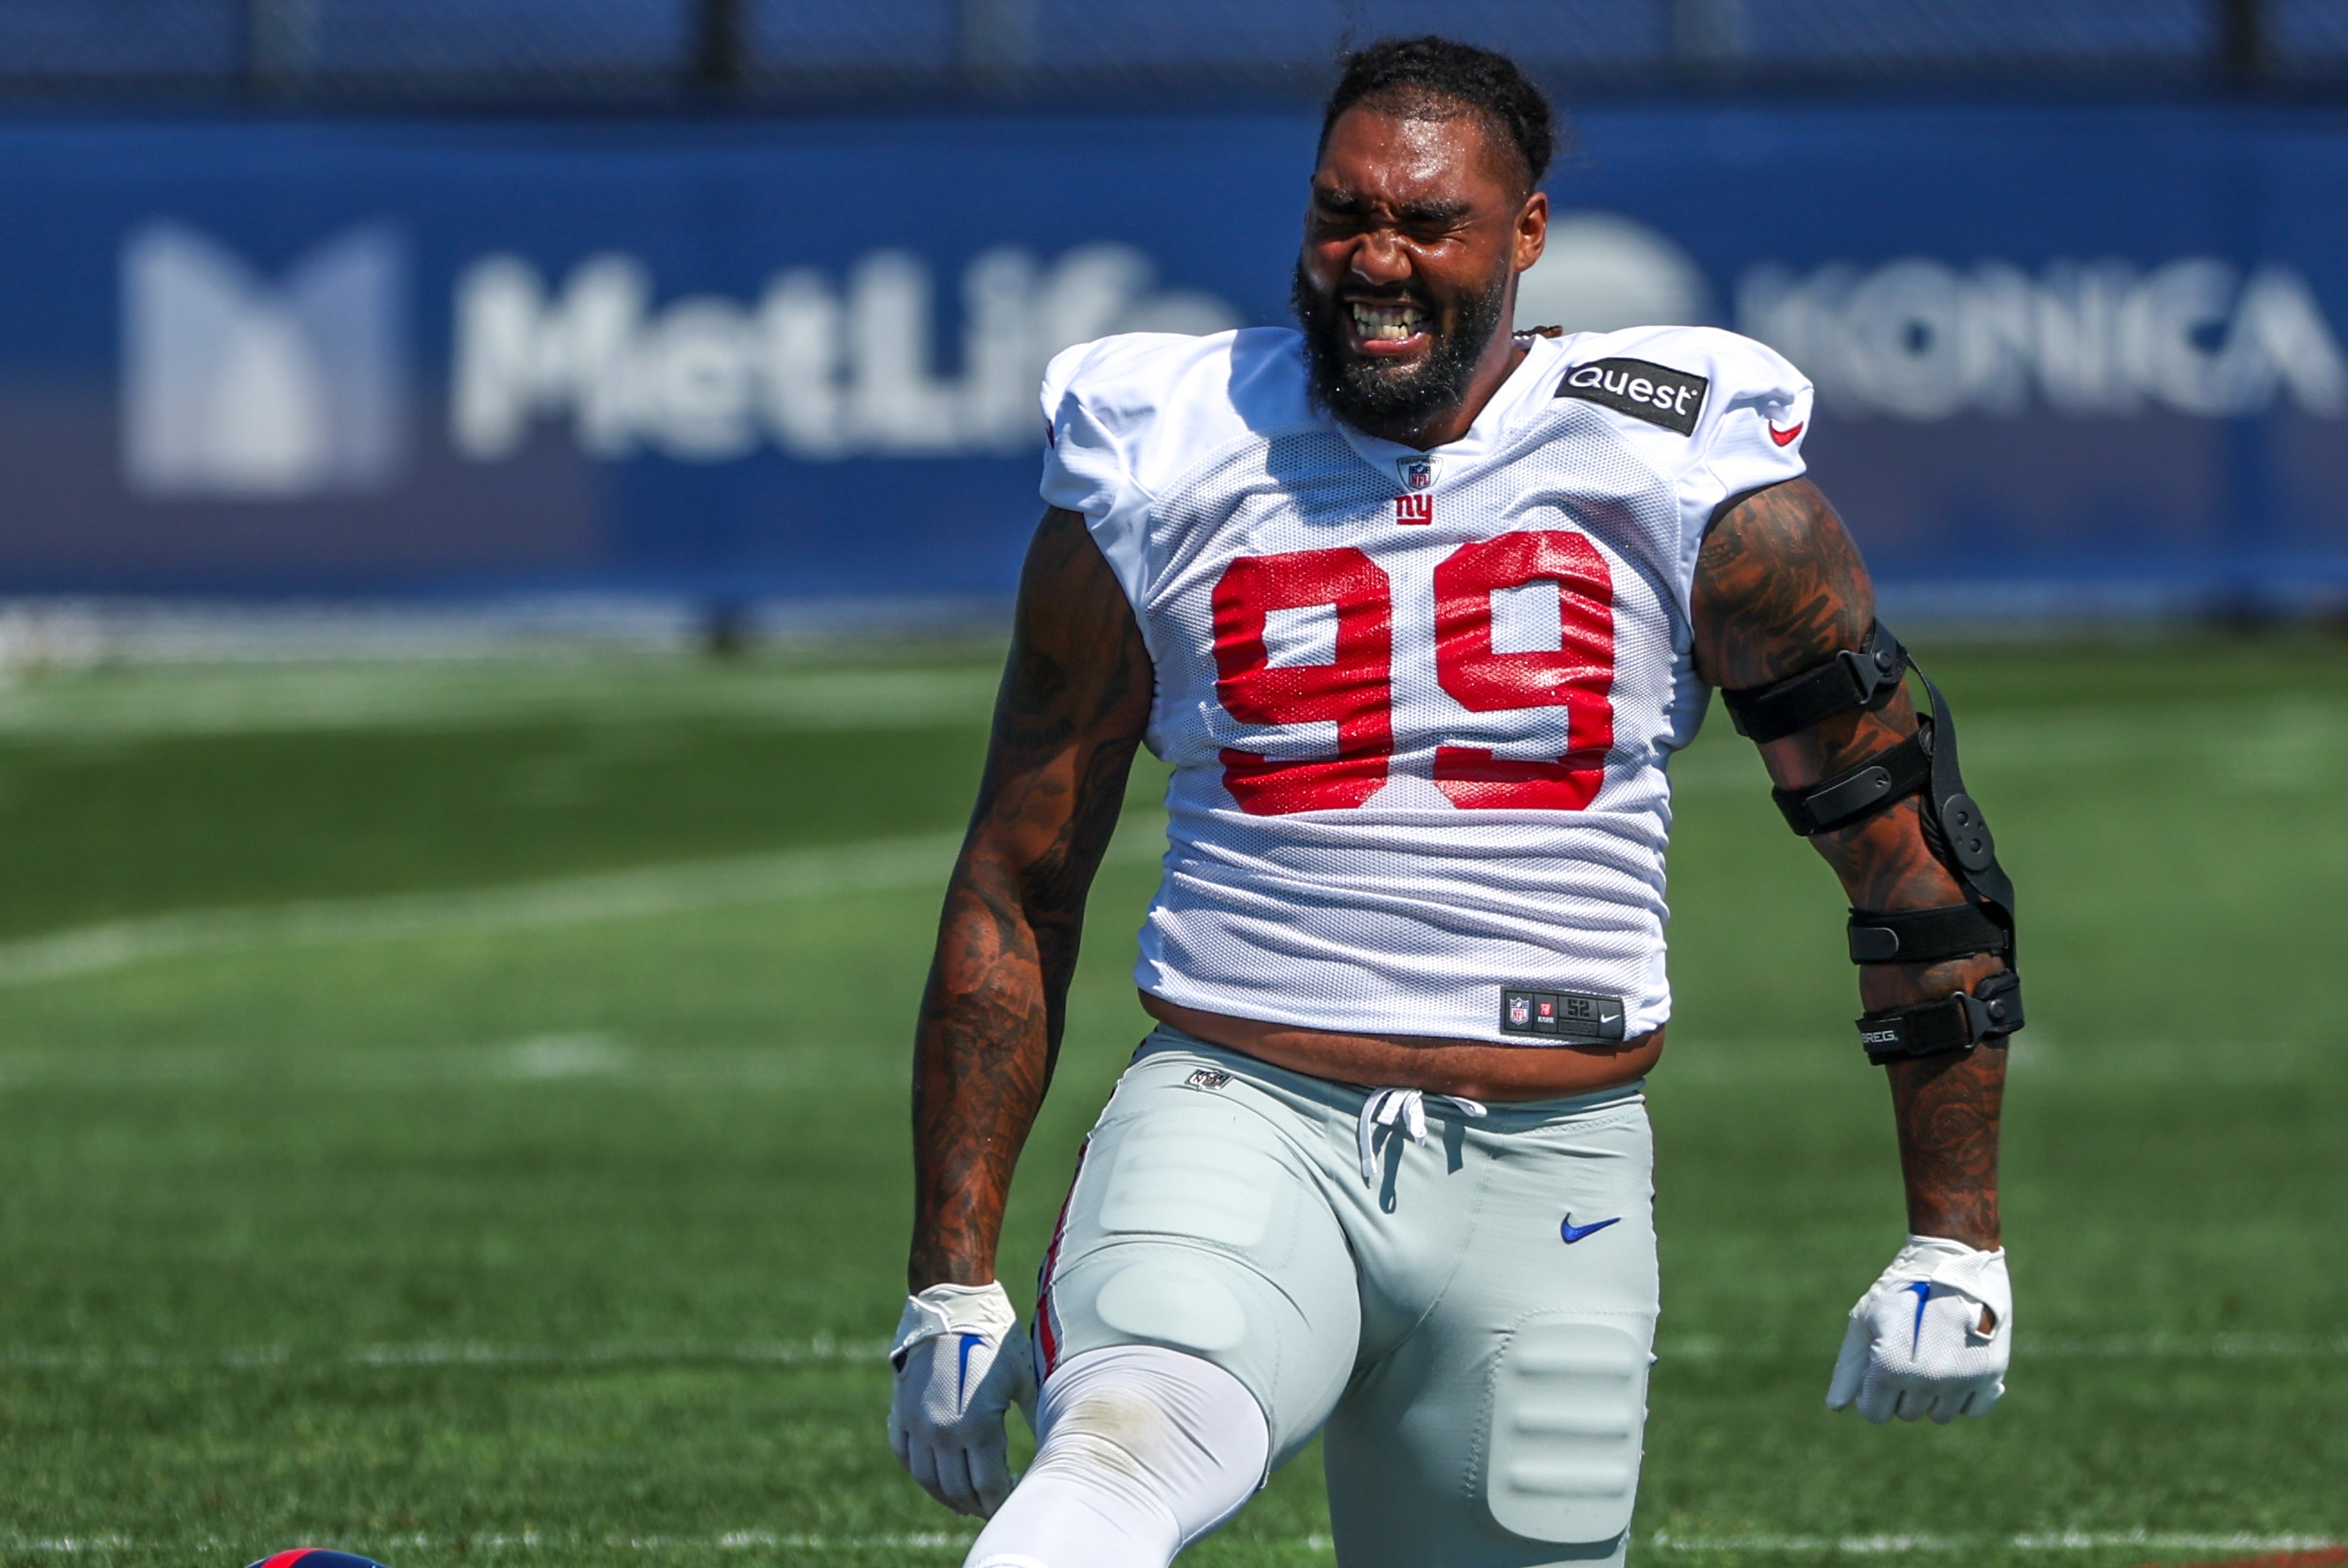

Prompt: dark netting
xmin=1729 ymin=0 xmax=2214 ymax=72
xmin=0 ymin=0 xmax=242 ymax=86
xmin=0 ymin=0 xmax=2342 ymax=102
xmin=300 ymin=0 xmax=692 ymax=78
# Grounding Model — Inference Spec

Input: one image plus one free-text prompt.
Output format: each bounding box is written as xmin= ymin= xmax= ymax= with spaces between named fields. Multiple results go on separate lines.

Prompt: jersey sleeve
xmin=1038 ymin=337 xmax=1162 ymax=610
xmin=1635 ymin=326 xmax=1815 ymax=616
xmin=1687 ymin=329 xmax=1813 ymax=511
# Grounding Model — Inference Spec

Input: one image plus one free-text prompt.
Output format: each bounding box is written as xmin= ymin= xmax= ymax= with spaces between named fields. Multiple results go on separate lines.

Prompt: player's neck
xmin=1368 ymin=333 xmax=1530 ymax=451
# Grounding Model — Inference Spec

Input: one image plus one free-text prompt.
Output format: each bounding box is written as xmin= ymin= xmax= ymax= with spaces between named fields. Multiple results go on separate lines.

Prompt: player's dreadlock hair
xmin=1318 ymin=36 xmax=1558 ymax=193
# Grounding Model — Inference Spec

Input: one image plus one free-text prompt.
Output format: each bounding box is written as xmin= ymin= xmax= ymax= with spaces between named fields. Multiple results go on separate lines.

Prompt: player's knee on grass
xmin=965 ymin=1345 xmax=1268 ymax=1568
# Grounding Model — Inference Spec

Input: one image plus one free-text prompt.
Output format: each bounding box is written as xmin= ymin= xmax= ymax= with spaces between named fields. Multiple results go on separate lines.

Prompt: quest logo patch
xmin=1556 ymin=356 xmax=1709 ymax=436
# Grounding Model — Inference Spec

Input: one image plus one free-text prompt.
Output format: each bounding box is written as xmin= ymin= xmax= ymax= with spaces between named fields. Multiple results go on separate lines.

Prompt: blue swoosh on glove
xmin=1905 ymin=1280 xmax=1932 ymax=1352
xmin=957 ymin=1332 xmax=983 ymax=1401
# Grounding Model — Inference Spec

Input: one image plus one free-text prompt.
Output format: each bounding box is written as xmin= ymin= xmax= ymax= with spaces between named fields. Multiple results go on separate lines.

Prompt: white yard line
xmin=0 ymin=1038 xmax=889 ymax=1091
xmin=1649 ymin=1533 xmax=2344 ymax=1556
xmin=0 ymin=821 xmax=1166 ymax=990
xmin=3 ymin=1529 xmax=2337 ymax=1557
xmin=0 ymin=1536 xmax=989 ymax=1557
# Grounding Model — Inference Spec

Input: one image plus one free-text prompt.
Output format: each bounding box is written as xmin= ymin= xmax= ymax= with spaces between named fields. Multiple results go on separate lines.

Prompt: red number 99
xmin=1210 ymin=532 xmax=1616 ymax=815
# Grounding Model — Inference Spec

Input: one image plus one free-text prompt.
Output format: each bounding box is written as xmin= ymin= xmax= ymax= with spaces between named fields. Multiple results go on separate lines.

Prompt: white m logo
xmin=121 ymin=222 xmax=409 ymax=499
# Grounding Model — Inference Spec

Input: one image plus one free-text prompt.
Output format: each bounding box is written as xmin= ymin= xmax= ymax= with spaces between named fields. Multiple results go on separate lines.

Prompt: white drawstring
xmin=1357 ymin=1087 xmax=1487 ymax=1185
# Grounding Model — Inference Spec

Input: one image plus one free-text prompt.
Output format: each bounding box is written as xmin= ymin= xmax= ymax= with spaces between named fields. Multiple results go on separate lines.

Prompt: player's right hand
xmin=1825 ymin=1235 xmax=2011 ymax=1424
xmin=888 ymin=1280 xmax=1037 ymax=1518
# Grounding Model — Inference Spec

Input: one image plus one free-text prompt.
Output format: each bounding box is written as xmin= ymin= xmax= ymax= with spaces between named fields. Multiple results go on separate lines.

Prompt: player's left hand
xmin=888 ymin=1280 xmax=1037 ymax=1518
xmin=1826 ymin=1235 xmax=2011 ymax=1424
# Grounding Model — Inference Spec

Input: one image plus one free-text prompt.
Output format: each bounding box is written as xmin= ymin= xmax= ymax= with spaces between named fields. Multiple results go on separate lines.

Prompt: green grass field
xmin=0 ymin=637 xmax=2341 ymax=1568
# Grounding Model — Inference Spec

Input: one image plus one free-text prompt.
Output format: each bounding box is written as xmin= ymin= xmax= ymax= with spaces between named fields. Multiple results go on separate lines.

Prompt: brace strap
xmin=1722 ymin=620 xmax=1908 ymax=745
xmin=1772 ymin=731 xmax=1933 ymax=836
xmin=1857 ymin=971 xmax=2025 ymax=1064
xmin=1750 ymin=627 xmax=2018 ymax=953
xmin=1846 ymin=902 xmax=2011 ymax=965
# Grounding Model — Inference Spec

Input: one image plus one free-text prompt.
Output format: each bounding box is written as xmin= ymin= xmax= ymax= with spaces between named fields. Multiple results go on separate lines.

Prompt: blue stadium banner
xmin=1 ymin=105 xmax=2344 ymax=606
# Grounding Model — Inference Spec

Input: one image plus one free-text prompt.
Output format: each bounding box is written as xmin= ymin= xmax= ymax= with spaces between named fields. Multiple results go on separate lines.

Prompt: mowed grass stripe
xmin=0 ymin=1037 xmax=900 ymax=1089
xmin=0 ymin=819 xmax=1167 ymax=989
xmin=0 ymin=833 xmax=957 ymax=986
xmin=2 ymin=1338 xmax=890 ymax=1371
xmin=0 ymin=660 xmax=1006 ymax=739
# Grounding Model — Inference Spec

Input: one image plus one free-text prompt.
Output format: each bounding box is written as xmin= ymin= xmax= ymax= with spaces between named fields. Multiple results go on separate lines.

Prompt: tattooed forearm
xmin=1885 ymin=1047 xmax=2003 ymax=1248
xmin=1691 ymin=477 xmax=2004 ymax=1247
xmin=907 ymin=509 xmax=1153 ymax=1291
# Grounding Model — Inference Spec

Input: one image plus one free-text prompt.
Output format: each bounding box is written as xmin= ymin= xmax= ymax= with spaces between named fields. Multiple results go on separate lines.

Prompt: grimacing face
xmin=1291 ymin=100 xmax=1547 ymax=443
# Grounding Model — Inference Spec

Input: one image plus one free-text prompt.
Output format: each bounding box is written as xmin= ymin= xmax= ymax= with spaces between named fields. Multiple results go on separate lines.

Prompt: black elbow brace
xmin=1721 ymin=622 xmax=2021 ymax=1065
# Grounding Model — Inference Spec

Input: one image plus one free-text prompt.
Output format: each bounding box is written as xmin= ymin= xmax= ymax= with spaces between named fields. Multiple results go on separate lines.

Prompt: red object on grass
xmin=2141 ymin=1549 xmax=2348 ymax=1568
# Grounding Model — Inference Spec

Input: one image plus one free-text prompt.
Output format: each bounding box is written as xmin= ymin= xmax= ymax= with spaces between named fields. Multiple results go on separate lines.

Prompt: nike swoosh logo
xmin=1905 ymin=1280 xmax=1933 ymax=1352
xmin=1560 ymin=1214 xmax=1622 ymax=1244
xmin=1769 ymin=421 xmax=1805 ymax=447
xmin=956 ymin=1332 xmax=982 ymax=1400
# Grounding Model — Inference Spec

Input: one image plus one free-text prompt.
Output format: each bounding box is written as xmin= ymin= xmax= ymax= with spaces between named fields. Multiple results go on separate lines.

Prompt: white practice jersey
xmin=1040 ymin=324 xmax=1812 ymax=1044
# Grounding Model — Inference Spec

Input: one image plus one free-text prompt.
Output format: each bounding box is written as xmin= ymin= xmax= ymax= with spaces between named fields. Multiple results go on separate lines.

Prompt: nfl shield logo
xmin=1508 ymin=996 xmax=1532 ymax=1026
xmin=1397 ymin=457 xmax=1436 ymax=491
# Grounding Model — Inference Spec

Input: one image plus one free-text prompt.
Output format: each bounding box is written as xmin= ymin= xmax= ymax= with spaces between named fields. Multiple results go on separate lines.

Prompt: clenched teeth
xmin=1351 ymin=301 xmax=1428 ymax=342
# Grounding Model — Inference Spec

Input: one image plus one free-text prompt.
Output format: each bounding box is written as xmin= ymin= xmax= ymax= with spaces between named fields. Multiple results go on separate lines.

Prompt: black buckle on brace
xmin=1722 ymin=620 xmax=1908 ymax=745
xmin=1846 ymin=902 xmax=2012 ymax=965
xmin=1856 ymin=970 xmax=2024 ymax=1064
xmin=1772 ymin=730 xmax=1934 ymax=837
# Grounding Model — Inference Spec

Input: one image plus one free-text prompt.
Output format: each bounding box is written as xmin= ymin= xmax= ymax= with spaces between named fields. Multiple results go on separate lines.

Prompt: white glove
xmin=887 ymin=1281 xmax=1037 ymax=1518
xmin=1826 ymin=1235 xmax=2011 ymax=1424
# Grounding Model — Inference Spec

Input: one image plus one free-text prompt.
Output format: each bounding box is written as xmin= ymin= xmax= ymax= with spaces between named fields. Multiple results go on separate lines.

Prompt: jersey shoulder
xmin=1549 ymin=324 xmax=1813 ymax=465
xmin=1041 ymin=328 xmax=1312 ymax=500
xmin=1037 ymin=329 xmax=1312 ymax=611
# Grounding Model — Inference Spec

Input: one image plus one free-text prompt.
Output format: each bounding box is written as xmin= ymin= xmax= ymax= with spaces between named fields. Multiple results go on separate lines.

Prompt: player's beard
xmin=1291 ymin=256 xmax=1512 ymax=440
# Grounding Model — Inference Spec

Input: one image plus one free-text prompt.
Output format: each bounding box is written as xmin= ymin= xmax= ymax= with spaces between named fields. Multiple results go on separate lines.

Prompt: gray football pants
xmin=1034 ymin=1027 xmax=1660 ymax=1567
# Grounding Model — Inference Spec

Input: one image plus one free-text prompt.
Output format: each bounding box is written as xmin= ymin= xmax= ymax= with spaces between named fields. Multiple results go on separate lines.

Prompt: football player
xmin=891 ymin=35 xmax=2019 ymax=1568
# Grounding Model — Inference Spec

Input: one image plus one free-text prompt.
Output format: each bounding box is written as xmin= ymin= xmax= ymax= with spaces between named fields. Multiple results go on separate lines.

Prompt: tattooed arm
xmin=1690 ymin=478 xmax=2003 ymax=1249
xmin=908 ymin=508 xmax=1155 ymax=1292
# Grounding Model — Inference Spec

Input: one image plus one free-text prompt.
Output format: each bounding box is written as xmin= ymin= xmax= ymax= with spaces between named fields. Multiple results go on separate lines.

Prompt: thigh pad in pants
xmin=1034 ymin=1049 xmax=1360 ymax=1470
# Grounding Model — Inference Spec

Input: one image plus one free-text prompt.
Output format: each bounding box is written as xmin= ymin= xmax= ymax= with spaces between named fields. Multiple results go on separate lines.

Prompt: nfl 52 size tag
xmin=1500 ymin=988 xmax=1628 ymax=1042
xmin=1556 ymin=357 xmax=1709 ymax=436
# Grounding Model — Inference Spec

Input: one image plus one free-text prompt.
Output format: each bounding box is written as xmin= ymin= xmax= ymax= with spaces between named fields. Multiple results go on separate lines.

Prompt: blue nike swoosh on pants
xmin=1560 ymin=1214 xmax=1622 ymax=1244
